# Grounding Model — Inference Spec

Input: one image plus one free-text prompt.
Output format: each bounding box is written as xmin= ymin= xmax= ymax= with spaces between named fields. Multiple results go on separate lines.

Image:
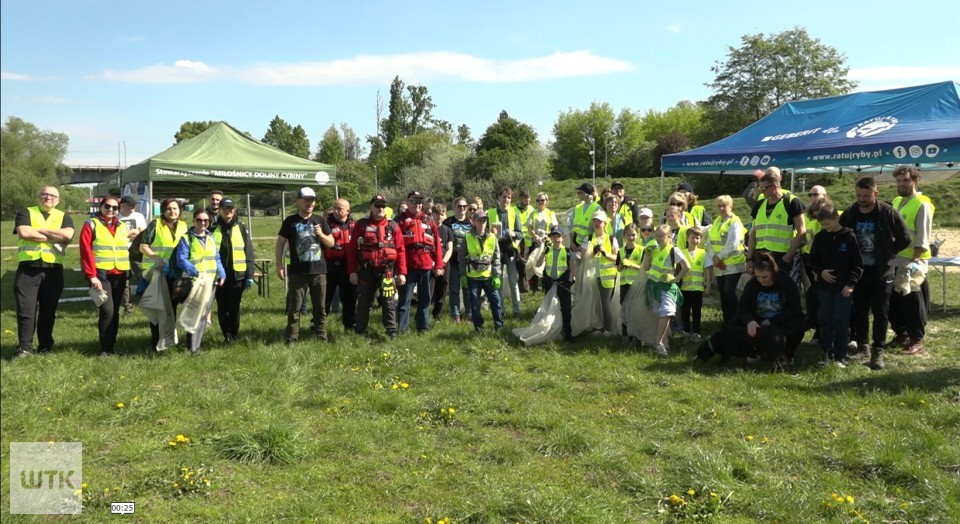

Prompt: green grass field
xmin=3 ymin=176 xmax=960 ymax=522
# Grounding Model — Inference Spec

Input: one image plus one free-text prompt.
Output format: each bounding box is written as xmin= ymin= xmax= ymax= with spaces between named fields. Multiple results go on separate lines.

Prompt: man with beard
xmin=840 ymin=176 xmax=910 ymax=370
xmin=889 ymin=166 xmax=935 ymax=356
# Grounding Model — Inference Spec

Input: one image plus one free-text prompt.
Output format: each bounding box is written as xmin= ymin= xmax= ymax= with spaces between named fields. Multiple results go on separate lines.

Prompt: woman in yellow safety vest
xmin=140 ymin=198 xmax=188 ymax=352
xmin=582 ymin=209 xmax=620 ymax=333
xmin=526 ymin=192 xmax=558 ymax=292
xmin=706 ymin=195 xmax=746 ymax=326
xmin=80 ymin=195 xmax=130 ymax=357
xmin=174 ymin=209 xmax=225 ymax=353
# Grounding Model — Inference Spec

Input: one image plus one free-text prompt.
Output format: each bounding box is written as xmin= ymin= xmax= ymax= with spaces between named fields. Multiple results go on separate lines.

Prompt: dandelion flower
xmin=448 ymin=407 xmax=456 ymax=414
xmin=392 ymin=384 xmax=399 ymax=390
xmin=687 ymin=488 xmax=696 ymax=496
xmin=168 ymin=441 xmax=178 ymax=447
xmin=115 ymin=402 xmax=125 ymax=409
xmin=668 ymin=494 xmax=686 ymax=506
xmin=175 ymin=434 xmax=189 ymax=443
xmin=401 ymin=382 xmax=409 ymax=389
xmin=746 ymin=435 xmax=754 ymax=441
xmin=3 ymin=329 xmax=14 ymax=335
xmin=845 ymin=495 xmax=854 ymax=504
xmin=133 ymin=396 xmax=140 ymax=402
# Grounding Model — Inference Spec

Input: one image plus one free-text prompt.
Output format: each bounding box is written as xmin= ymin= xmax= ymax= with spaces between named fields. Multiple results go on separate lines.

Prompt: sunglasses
xmin=101 ymin=204 xmax=119 ymax=211
xmin=641 ymin=227 xmax=654 ymax=232
xmin=195 ymin=218 xmax=209 ymax=223
xmin=373 ymin=203 xmax=387 ymax=209
xmin=40 ymin=193 xmax=59 ymax=199
xmin=456 ymin=204 xmax=468 ymax=208
xmin=536 ymin=199 xmax=547 ymax=202
xmin=468 ymin=208 xmax=477 ymax=212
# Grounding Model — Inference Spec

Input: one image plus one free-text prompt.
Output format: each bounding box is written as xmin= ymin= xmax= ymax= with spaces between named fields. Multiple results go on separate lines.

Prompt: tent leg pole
xmin=247 ymin=193 xmax=252 ymax=238
xmin=148 ymin=181 xmax=154 ymax=220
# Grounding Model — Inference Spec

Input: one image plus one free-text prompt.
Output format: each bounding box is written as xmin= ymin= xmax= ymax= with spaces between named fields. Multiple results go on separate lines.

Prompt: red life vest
xmin=357 ymin=217 xmax=398 ymax=268
xmin=324 ymin=216 xmax=354 ymax=261
xmin=399 ymin=212 xmax=436 ymax=251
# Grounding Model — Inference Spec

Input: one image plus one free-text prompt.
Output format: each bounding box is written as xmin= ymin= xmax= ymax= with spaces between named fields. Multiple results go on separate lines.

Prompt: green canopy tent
xmin=99 ymin=121 xmax=336 ymax=234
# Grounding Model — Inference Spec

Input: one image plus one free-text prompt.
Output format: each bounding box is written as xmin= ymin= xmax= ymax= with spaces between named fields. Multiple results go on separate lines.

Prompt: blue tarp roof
xmin=662 ymin=81 xmax=960 ymax=174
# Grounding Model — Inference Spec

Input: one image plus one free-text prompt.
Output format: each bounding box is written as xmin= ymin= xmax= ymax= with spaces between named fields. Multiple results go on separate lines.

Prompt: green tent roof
xmin=116 ymin=122 xmax=335 ymax=196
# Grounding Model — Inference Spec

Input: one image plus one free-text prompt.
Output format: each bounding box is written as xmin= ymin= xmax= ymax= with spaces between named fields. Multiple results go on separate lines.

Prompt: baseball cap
xmin=221 ymin=198 xmax=236 ymax=208
xmin=472 ymin=209 xmax=488 ymax=220
xmin=575 ymin=183 xmax=596 ymax=194
xmin=591 ymin=209 xmax=609 ymax=222
xmin=548 ymin=225 xmax=563 ymax=236
xmin=298 ymin=187 xmax=317 ymax=199
xmin=611 ymin=180 xmax=625 ymax=189
xmin=677 ymin=182 xmax=694 ymax=193
xmin=407 ymin=191 xmax=425 ymax=202
xmin=638 ymin=207 xmax=654 ymax=218
xmin=370 ymin=194 xmax=388 ymax=205
xmin=120 ymin=195 xmax=137 ymax=206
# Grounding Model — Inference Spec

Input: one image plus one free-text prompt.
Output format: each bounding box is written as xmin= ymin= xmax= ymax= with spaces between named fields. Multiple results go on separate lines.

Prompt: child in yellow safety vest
xmin=642 ymin=225 xmax=690 ymax=356
xmin=617 ymin=224 xmax=645 ymax=341
xmin=679 ymin=227 xmax=712 ymax=343
xmin=536 ymin=225 xmax=575 ymax=341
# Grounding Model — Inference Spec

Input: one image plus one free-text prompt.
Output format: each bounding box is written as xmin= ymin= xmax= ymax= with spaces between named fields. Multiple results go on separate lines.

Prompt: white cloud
xmin=2 ymin=71 xmax=37 ymax=81
xmin=664 ymin=24 xmax=683 ymax=33
xmin=121 ymin=35 xmax=145 ymax=43
xmin=95 ymin=51 xmax=634 ymax=85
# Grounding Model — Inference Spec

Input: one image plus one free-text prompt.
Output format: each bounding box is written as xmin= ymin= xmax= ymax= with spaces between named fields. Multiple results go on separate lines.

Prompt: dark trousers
xmin=325 ymin=262 xmax=356 ymax=330
xmin=97 ymin=273 xmax=128 ymax=353
xmin=468 ymin=278 xmax=504 ymax=330
xmin=398 ymin=268 xmax=432 ymax=332
xmin=852 ymin=265 xmax=892 ymax=349
xmin=680 ymin=290 xmax=704 ymax=334
xmin=431 ymin=264 xmax=449 ymax=319
xmin=619 ymin=283 xmax=632 ymax=336
xmin=516 ymin=243 xmax=529 ymax=293
xmin=286 ymin=272 xmax=327 ymax=342
xmin=543 ymin=272 xmax=572 ymax=338
xmin=715 ymin=273 xmax=742 ymax=327
xmin=889 ymin=279 xmax=928 ymax=340
xmin=801 ymin=253 xmax=820 ymax=334
xmin=818 ymin=288 xmax=852 ymax=359
xmin=121 ymin=261 xmax=143 ymax=309
xmin=708 ymin=324 xmax=803 ymax=364
xmin=14 ymin=267 xmax=65 ymax=352
xmin=215 ymin=278 xmax=245 ymax=341
xmin=354 ymin=266 xmax=398 ymax=337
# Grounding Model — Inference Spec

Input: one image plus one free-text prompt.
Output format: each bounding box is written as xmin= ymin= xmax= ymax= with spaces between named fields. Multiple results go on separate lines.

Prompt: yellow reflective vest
xmin=680 ymin=247 xmax=706 ymax=292
xmin=143 ymin=219 xmax=187 ymax=272
xmin=892 ymin=194 xmax=935 ymax=260
xmin=213 ymin=224 xmax=248 ymax=272
xmin=753 ymin=192 xmax=797 ymax=254
xmin=544 ymin=246 xmax=568 ymax=280
xmin=188 ymin=234 xmax=219 ymax=278
xmin=488 ymin=206 xmax=520 ymax=250
xmin=619 ymin=245 xmax=645 ymax=286
xmin=89 ymin=219 xmax=130 ymax=271
xmin=571 ymin=200 xmax=600 ymax=244
xmin=708 ymin=215 xmax=746 ymax=269
xmin=648 ymin=245 xmax=677 ymax=284
xmin=516 ymin=205 xmax=533 ymax=247
xmin=465 ymin=233 xmax=497 ymax=279
xmin=18 ymin=207 xmax=66 ymax=265
xmin=587 ymin=234 xmax=617 ymax=289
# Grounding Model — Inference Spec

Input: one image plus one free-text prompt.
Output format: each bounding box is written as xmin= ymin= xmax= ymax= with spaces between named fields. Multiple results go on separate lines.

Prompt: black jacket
xmin=839 ymin=200 xmax=910 ymax=277
xmin=738 ymin=274 xmax=804 ymax=333
xmin=809 ymin=226 xmax=863 ymax=291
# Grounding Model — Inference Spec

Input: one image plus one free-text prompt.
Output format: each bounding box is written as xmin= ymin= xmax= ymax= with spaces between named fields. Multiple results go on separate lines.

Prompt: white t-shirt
xmin=118 ymin=211 xmax=147 ymax=247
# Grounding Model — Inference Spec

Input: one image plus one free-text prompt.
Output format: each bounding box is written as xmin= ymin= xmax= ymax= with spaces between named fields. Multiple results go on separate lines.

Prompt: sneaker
xmin=816 ymin=356 xmax=829 ymax=369
xmin=98 ymin=351 xmax=115 ymax=358
xmin=868 ymin=349 xmax=885 ymax=370
xmin=902 ymin=339 xmax=924 ymax=355
xmin=890 ymin=333 xmax=910 ymax=349
xmin=687 ymin=333 xmax=701 ymax=343
xmin=746 ymin=356 xmax=761 ymax=364
xmin=847 ymin=340 xmax=859 ymax=351
xmin=654 ymin=343 xmax=668 ymax=357
xmin=13 ymin=349 xmax=32 ymax=359
xmin=834 ymin=359 xmax=847 ymax=369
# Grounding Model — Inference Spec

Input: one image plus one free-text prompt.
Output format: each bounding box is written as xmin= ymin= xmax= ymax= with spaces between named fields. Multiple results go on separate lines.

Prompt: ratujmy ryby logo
xmin=846 ymin=116 xmax=898 ymax=139
xmin=10 ymin=442 xmax=83 ymax=514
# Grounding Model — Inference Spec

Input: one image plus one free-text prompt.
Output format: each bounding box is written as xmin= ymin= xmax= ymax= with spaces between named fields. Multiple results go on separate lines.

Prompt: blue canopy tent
xmin=661 ymin=81 xmax=960 ymax=192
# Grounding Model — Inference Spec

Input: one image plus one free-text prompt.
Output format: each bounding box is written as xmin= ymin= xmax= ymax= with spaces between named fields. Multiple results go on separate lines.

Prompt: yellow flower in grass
xmin=401 ymin=382 xmax=410 ymax=389
xmin=168 ymin=441 xmax=178 ymax=447
xmin=447 ymin=407 xmax=456 ymax=414
xmin=745 ymin=435 xmax=754 ymax=441
xmin=3 ymin=329 xmax=14 ymax=335
xmin=668 ymin=494 xmax=686 ymax=506
xmin=115 ymin=402 xmax=125 ymax=409
xmin=175 ymin=434 xmax=190 ymax=443
xmin=687 ymin=489 xmax=696 ymax=496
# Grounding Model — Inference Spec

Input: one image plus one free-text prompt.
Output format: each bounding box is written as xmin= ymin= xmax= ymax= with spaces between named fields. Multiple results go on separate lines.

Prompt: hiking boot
xmin=890 ymin=333 xmax=910 ymax=349
xmin=868 ymin=348 xmax=885 ymax=370
xmin=902 ymin=339 xmax=924 ymax=355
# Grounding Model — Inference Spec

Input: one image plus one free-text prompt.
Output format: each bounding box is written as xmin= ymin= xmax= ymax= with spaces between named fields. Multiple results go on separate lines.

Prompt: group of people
xmin=12 ymin=165 xmax=937 ymax=372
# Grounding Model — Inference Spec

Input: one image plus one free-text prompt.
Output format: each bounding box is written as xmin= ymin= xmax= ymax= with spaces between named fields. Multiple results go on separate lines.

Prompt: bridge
xmin=66 ymin=165 xmax=121 ymax=184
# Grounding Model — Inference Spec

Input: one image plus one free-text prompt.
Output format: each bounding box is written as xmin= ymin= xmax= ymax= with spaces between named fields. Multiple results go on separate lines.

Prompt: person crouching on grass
xmin=642 ymin=225 xmax=689 ymax=357
xmin=809 ymin=201 xmax=863 ymax=368
xmin=536 ymin=225 xmax=574 ymax=342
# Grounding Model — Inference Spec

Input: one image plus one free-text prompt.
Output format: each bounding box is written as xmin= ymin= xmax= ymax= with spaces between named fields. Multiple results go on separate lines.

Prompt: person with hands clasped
xmin=80 ymin=195 xmax=129 ymax=357
xmin=809 ymin=202 xmax=862 ymax=368
xmin=211 ymin=198 xmax=255 ymax=345
xmin=175 ymin=209 xmax=226 ymax=353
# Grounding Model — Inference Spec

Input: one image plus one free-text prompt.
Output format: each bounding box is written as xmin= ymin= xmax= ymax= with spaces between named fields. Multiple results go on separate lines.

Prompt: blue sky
xmin=2 ymin=0 xmax=958 ymax=167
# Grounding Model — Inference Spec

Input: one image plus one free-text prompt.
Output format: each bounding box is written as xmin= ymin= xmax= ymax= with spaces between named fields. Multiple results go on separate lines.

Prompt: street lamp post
xmin=587 ymin=137 xmax=596 ymax=186
xmin=374 ymin=165 xmax=379 ymax=195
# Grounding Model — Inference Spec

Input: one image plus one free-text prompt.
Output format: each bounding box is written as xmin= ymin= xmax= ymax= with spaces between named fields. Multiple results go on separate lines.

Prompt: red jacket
xmin=80 ymin=215 xmax=124 ymax=280
xmin=347 ymin=216 xmax=407 ymax=276
xmin=398 ymin=210 xmax=443 ymax=271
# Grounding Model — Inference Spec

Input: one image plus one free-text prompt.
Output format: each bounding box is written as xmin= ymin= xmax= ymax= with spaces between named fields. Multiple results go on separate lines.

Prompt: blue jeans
xmin=818 ymin=288 xmax=852 ymax=359
xmin=398 ymin=268 xmax=432 ymax=332
xmin=468 ymin=278 xmax=504 ymax=330
xmin=448 ymin=263 xmax=470 ymax=318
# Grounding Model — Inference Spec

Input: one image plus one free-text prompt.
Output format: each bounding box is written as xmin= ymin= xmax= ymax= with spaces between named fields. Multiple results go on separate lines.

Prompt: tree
xmin=652 ymin=131 xmax=691 ymax=173
xmin=383 ymin=76 xmax=410 ymax=147
xmin=174 ymin=120 xmax=218 ymax=143
xmin=550 ymin=102 xmax=647 ymax=180
xmin=1 ymin=117 xmax=70 ymax=219
xmin=262 ymin=116 xmax=310 ymax=158
xmin=456 ymin=124 xmax=473 ymax=147
xmin=315 ymin=125 xmax=345 ymax=165
xmin=340 ymin=123 xmax=363 ymax=160
xmin=703 ymin=27 xmax=856 ymax=140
